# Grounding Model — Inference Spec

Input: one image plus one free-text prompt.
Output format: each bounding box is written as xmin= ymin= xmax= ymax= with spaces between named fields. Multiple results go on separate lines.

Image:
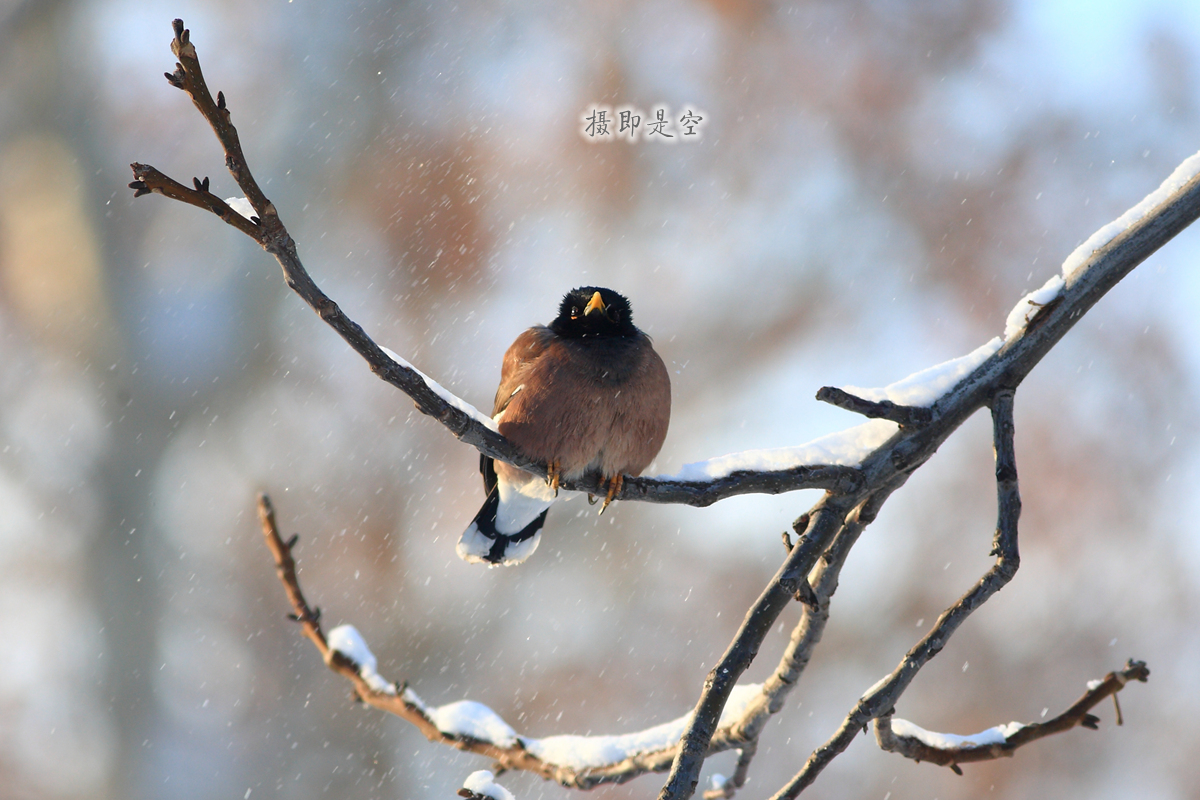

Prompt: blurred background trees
xmin=1 ymin=1 xmax=1198 ymax=798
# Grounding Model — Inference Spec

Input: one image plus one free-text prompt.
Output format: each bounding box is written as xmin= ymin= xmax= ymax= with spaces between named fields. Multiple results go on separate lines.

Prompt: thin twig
xmin=815 ymin=386 xmax=933 ymax=427
xmin=128 ymin=163 xmax=260 ymax=238
xmin=257 ymin=494 xmax=326 ymax=654
xmin=162 ymin=19 xmax=275 ymax=223
xmin=700 ymin=741 xmax=756 ymax=799
xmin=874 ymin=660 xmax=1150 ymax=771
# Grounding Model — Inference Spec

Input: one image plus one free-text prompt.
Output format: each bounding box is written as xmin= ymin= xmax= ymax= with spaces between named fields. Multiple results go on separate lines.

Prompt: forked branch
xmin=760 ymin=391 xmax=1024 ymax=799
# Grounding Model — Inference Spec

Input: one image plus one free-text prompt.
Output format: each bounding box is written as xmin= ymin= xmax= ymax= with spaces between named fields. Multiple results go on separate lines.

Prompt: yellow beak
xmin=584 ymin=291 xmax=606 ymax=316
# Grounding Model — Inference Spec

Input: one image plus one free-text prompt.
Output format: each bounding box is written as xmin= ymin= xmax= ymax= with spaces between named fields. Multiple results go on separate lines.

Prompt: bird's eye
xmin=605 ymin=306 xmax=620 ymax=322
xmin=570 ymin=305 xmax=580 ymax=319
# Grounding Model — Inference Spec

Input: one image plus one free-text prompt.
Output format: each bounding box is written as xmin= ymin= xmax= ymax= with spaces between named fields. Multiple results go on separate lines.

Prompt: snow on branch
xmin=1003 ymin=276 xmax=1064 ymax=341
xmin=1061 ymin=152 xmax=1200 ymax=279
xmin=128 ymin=16 xmax=1200 ymax=511
xmin=459 ymin=771 xmax=516 ymax=800
xmin=325 ymin=625 xmax=397 ymax=696
xmin=526 ymin=684 xmax=763 ymax=770
xmin=813 ymin=338 xmax=1003 ymax=426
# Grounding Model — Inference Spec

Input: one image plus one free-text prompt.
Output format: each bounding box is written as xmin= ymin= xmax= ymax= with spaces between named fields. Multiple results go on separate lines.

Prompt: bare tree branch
xmin=127 ymin=19 xmax=862 ymax=509
xmin=657 ymin=494 xmax=857 ymax=800
xmin=874 ymin=660 xmax=1150 ymax=772
xmin=262 ymin=447 xmax=1142 ymax=792
xmin=128 ymin=163 xmax=260 ymax=238
xmin=686 ymin=485 xmax=903 ymax=800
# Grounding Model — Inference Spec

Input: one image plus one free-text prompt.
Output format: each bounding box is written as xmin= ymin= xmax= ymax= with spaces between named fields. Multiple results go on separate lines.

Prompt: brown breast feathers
xmin=493 ymin=326 xmax=670 ymax=479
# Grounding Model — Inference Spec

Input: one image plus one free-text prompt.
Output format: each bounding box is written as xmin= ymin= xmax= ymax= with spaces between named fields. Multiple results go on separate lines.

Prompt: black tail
xmin=481 ymin=454 xmax=498 ymax=494
xmin=457 ymin=486 xmax=548 ymax=565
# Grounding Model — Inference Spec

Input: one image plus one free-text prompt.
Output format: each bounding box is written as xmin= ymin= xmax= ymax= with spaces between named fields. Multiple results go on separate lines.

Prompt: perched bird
xmin=457 ymin=287 xmax=671 ymax=566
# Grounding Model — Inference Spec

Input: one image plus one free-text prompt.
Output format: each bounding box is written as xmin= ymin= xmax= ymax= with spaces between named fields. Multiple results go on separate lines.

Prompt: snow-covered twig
xmin=814 ymin=386 xmax=933 ymax=427
xmin=874 ymin=660 xmax=1149 ymax=773
xmin=257 ymin=494 xmax=552 ymax=780
xmin=813 ymin=336 xmax=1006 ymax=427
xmin=258 ymin=492 xmax=808 ymax=790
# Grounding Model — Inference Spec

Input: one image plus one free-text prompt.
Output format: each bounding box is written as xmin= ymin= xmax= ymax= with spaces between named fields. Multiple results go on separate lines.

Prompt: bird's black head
xmin=549 ymin=286 xmax=638 ymax=339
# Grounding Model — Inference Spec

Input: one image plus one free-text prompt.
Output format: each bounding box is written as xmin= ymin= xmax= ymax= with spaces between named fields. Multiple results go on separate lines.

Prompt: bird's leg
xmin=546 ymin=460 xmax=561 ymax=496
xmin=598 ymin=474 xmax=623 ymax=515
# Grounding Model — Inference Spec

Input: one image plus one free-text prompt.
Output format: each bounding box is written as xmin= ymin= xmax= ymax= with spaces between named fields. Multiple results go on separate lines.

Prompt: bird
xmin=457 ymin=287 xmax=671 ymax=566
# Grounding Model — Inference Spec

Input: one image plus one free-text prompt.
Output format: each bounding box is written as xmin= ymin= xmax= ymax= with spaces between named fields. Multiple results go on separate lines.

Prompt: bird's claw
xmin=598 ymin=474 xmax=623 ymax=515
xmin=546 ymin=461 xmax=561 ymax=496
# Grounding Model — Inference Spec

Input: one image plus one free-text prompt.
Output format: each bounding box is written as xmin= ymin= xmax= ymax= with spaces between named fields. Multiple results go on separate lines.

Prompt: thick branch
xmin=620 ymin=465 xmax=862 ymax=507
xmin=874 ymin=660 xmax=1150 ymax=771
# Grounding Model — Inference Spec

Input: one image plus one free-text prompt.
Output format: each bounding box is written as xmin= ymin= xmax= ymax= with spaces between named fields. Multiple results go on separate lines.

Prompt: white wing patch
xmin=493 ymin=384 xmax=524 ymax=424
